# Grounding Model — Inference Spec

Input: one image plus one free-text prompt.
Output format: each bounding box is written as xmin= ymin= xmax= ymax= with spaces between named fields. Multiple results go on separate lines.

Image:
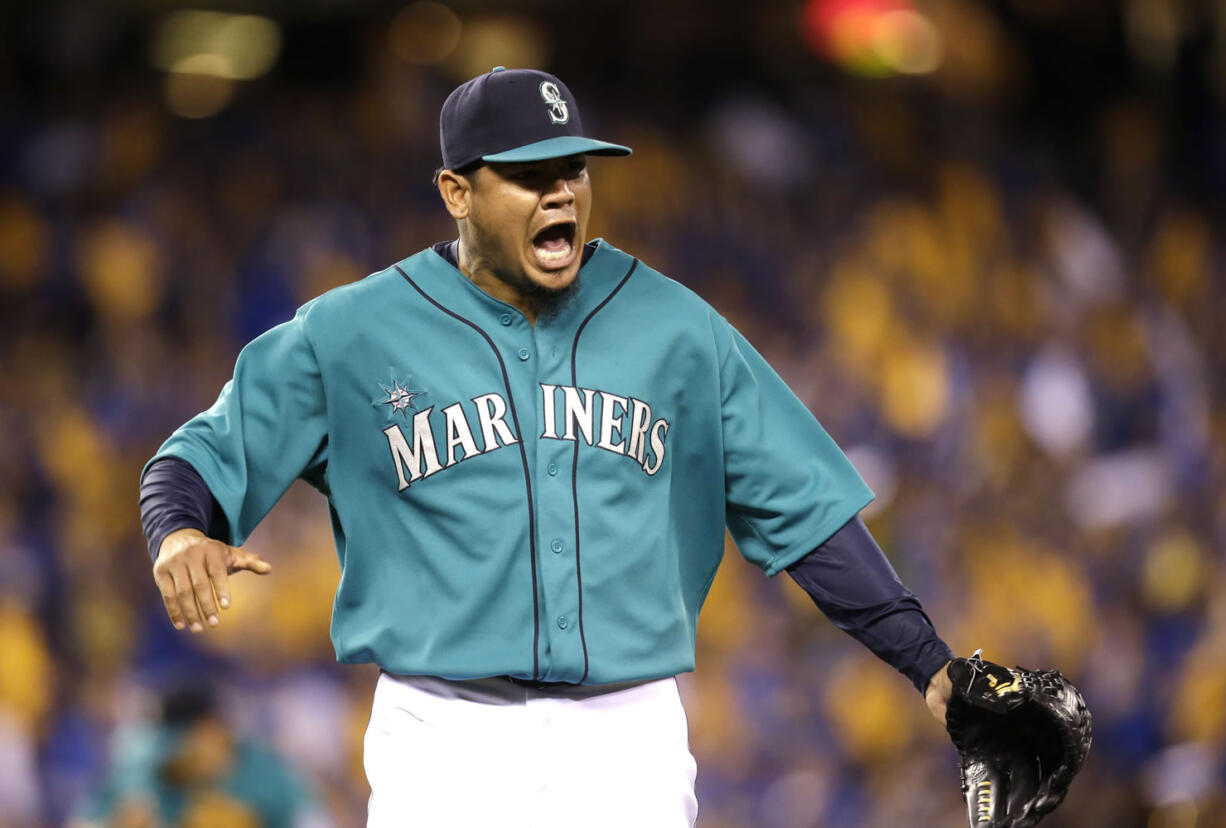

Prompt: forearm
xmin=787 ymin=515 xmax=953 ymax=694
xmin=138 ymin=457 xmax=218 ymax=561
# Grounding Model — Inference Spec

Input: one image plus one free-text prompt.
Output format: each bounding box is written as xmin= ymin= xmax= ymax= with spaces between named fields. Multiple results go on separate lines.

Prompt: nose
xmin=542 ymin=177 xmax=575 ymax=209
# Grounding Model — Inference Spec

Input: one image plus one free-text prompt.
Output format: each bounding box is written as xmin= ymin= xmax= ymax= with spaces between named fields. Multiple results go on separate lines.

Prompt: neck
xmin=456 ymin=238 xmax=539 ymax=326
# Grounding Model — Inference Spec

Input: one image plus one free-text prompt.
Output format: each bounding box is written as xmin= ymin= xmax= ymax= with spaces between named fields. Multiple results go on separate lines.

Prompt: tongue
xmin=535 ymin=225 xmax=570 ymax=251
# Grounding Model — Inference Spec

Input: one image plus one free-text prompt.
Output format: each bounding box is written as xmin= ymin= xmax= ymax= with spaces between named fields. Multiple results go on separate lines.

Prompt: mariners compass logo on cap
xmin=539 ymin=81 xmax=569 ymax=125
xmin=439 ymin=66 xmax=630 ymax=171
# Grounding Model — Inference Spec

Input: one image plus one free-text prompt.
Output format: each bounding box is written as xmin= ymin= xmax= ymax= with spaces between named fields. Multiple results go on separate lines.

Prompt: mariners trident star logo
xmin=373 ymin=371 xmax=425 ymax=420
xmin=539 ymin=81 xmax=569 ymax=125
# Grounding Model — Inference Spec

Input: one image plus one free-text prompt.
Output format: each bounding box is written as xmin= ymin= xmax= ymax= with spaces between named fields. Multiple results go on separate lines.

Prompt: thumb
xmin=226 ymin=548 xmax=273 ymax=575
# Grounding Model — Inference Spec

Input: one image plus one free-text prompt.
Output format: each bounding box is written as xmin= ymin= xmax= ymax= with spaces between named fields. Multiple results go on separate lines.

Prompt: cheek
xmin=489 ymin=193 xmax=537 ymax=247
xmin=471 ymin=202 xmax=521 ymax=256
xmin=576 ymin=187 xmax=593 ymax=228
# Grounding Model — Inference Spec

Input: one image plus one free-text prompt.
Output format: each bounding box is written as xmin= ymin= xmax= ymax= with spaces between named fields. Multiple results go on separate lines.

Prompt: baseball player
xmin=140 ymin=67 xmax=960 ymax=827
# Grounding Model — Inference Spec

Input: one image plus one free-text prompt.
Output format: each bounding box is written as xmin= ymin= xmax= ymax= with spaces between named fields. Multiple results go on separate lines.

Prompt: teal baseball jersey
xmin=148 ymin=239 xmax=873 ymax=685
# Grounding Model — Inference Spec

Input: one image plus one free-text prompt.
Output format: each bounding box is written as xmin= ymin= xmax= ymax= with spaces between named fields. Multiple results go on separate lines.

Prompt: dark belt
xmin=502 ymin=675 xmax=580 ymax=690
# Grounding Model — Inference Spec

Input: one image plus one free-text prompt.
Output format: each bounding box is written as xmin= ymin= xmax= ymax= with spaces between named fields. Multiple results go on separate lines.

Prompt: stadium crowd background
xmin=1 ymin=0 xmax=1224 ymax=825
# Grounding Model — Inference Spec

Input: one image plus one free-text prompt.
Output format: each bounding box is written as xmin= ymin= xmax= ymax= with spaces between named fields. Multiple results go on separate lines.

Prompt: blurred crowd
xmin=2 ymin=1 xmax=1225 ymax=826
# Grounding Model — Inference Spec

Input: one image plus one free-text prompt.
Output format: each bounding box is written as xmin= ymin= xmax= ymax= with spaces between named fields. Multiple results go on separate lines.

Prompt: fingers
xmin=153 ymin=536 xmax=271 ymax=633
xmin=227 ymin=548 xmax=273 ymax=575
xmin=188 ymin=558 xmax=221 ymax=627
xmin=170 ymin=567 xmax=206 ymax=632
xmin=203 ymin=545 xmax=232 ymax=610
xmin=154 ymin=566 xmax=187 ymax=631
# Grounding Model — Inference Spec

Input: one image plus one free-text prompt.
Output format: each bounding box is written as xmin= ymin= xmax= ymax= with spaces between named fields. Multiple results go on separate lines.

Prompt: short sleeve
xmin=141 ymin=309 xmax=328 ymax=546
xmin=717 ymin=317 xmax=874 ymax=576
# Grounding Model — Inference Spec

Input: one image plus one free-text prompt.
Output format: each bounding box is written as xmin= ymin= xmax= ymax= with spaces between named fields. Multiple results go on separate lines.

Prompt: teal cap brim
xmin=481 ymin=136 xmax=632 ymax=163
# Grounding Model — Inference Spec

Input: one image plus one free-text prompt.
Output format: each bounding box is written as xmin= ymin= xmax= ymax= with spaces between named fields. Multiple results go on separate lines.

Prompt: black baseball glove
xmin=944 ymin=650 xmax=1092 ymax=828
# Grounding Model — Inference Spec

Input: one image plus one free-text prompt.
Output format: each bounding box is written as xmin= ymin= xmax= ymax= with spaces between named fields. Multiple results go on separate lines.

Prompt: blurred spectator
xmin=68 ymin=684 xmax=328 ymax=828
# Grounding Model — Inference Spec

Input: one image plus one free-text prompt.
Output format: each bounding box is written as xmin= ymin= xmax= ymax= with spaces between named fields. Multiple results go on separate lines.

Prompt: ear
xmin=437 ymin=169 xmax=473 ymax=220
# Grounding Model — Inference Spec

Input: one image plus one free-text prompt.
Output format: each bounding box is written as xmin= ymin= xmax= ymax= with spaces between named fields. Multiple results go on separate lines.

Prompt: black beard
xmin=494 ymin=264 xmax=578 ymax=323
xmin=466 ymin=225 xmax=579 ymax=322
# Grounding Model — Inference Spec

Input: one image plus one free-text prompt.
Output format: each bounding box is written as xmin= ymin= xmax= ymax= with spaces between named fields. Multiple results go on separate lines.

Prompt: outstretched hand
xmin=152 ymin=528 xmax=271 ymax=632
xmin=925 ymin=660 xmax=953 ymax=726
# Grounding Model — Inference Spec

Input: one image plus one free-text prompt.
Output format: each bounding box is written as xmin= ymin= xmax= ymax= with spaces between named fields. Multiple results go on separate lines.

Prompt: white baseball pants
xmin=364 ymin=672 xmax=698 ymax=828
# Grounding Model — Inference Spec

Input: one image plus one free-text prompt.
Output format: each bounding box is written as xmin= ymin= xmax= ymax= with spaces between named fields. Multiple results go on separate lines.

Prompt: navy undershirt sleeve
xmin=787 ymin=515 xmax=953 ymax=694
xmin=139 ymin=457 xmax=219 ymax=562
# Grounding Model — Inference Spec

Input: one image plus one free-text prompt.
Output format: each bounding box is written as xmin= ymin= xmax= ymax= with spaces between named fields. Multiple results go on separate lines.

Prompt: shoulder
xmin=293 ymin=248 xmax=438 ymax=332
xmin=301 ymin=255 xmax=422 ymax=315
xmin=592 ymin=239 xmax=725 ymax=329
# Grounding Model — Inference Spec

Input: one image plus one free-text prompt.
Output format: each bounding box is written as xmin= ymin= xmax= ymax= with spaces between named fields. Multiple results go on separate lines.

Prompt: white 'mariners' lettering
xmin=643 ymin=419 xmax=670 ymax=476
xmin=562 ymin=386 xmax=596 ymax=444
xmin=540 ymin=383 xmax=559 ymax=439
xmin=473 ymin=392 xmax=518 ymax=450
xmin=626 ymin=398 xmax=652 ymax=464
xmin=442 ymin=402 xmax=480 ymax=466
xmin=540 ymin=383 xmax=669 ymax=475
xmin=383 ymin=407 xmax=443 ymax=490
xmin=597 ymin=392 xmax=628 ymax=454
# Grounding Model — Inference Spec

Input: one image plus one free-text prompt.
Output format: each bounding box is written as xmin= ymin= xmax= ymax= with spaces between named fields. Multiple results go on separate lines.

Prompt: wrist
xmin=925 ymin=660 xmax=953 ymax=726
xmin=926 ymin=660 xmax=952 ymax=696
xmin=158 ymin=527 xmax=208 ymax=558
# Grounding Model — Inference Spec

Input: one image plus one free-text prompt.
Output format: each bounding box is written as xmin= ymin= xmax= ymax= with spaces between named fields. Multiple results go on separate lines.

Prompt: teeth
xmin=534 ymin=240 xmax=573 ymax=263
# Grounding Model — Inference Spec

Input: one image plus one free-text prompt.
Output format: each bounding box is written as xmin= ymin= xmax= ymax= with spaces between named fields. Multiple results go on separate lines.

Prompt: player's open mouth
xmin=531 ymin=221 xmax=577 ymax=270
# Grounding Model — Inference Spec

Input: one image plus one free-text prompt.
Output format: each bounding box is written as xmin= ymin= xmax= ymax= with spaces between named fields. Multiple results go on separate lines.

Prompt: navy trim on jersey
xmin=395 ymin=264 xmax=543 ymax=680
xmin=568 ymin=258 xmax=639 ymax=683
xmin=431 ymin=239 xmax=599 ymax=270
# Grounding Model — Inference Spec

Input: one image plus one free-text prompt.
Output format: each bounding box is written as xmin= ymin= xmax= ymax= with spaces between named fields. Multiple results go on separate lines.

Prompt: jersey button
xmin=557 ymin=616 xmax=569 ymax=630
xmin=551 ymin=539 xmax=564 ymax=554
xmin=500 ymin=313 xmax=513 ymax=326
xmin=546 ymin=462 xmax=558 ymax=476
xmin=517 ymin=347 xmax=530 ymax=361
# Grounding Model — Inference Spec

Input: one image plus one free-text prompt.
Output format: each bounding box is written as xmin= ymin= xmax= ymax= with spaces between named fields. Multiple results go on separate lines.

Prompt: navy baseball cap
xmin=440 ymin=67 xmax=632 ymax=171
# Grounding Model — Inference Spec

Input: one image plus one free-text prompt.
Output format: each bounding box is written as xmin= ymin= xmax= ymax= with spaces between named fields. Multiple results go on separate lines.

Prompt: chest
xmin=315 ymin=301 xmax=715 ymax=495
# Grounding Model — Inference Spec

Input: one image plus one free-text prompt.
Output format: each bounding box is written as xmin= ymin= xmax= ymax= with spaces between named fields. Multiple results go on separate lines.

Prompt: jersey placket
xmin=527 ymin=318 xmax=587 ymax=683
